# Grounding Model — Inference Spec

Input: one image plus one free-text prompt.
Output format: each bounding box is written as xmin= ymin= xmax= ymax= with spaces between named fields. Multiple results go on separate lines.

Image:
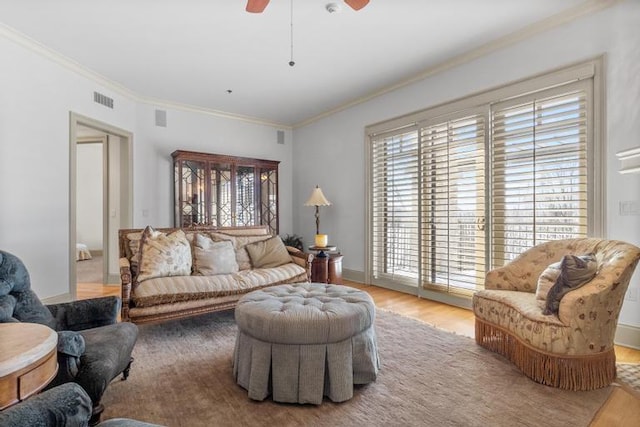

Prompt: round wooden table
xmin=0 ymin=323 xmax=58 ymax=409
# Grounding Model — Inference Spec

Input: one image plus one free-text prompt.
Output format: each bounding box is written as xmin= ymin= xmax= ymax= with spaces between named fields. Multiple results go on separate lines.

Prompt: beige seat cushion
xmin=473 ymin=289 xmax=574 ymax=354
xmin=132 ymin=263 xmax=307 ymax=307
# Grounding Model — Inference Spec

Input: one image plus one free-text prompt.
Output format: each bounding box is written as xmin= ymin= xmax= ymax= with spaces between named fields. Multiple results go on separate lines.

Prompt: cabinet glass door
xmin=173 ymin=150 xmax=279 ymax=232
xmin=175 ymin=160 xmax=206 ymax=227
xmin=210 ymin=163 xmax=232 ymax=227
xmin=235 ymin=165 xmax=256 ymax=227
xmin=260 ymin=168 xmax=278 ymax=234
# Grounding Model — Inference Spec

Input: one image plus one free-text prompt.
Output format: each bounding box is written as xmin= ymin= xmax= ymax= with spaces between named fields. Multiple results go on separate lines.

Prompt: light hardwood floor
xmin=77 ymin=280 xmax=640 ymax=425
xmin=76 ymin=280 xmax=640 ymax=363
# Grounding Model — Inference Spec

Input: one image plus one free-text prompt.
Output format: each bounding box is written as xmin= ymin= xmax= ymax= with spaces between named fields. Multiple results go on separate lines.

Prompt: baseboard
xmin=343 ymin=268 xmax=365 ymax=284
xmin=41 ymin=293 xmax=73 ymax=304
xmin=615 ymin=323 xmax=640 ymax=350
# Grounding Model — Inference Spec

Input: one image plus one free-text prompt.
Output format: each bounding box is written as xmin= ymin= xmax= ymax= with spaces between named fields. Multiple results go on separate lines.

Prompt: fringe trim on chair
xmin=475 ymin=318 xmax=616 ymax=391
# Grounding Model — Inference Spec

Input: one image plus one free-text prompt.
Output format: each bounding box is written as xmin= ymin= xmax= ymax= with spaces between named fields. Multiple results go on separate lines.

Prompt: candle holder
xmin=315 ymin=234 xmax=328 ymax=247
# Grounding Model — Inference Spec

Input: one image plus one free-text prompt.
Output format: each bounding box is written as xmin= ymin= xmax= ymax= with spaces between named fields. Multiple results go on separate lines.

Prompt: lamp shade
xmin=304 ymin=186 xmax=331 ymax=207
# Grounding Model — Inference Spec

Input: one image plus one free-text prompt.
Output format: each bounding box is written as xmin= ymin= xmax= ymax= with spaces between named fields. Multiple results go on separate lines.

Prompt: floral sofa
xmin=473 ymin=238 xmax=640 ymax=391
xmin=118 ymin=225 xmax=312 ymax=324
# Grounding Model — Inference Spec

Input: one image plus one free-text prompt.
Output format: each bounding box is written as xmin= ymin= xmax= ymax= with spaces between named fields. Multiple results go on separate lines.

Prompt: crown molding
xmin=139 ymin=96 xmax=292 ymax=129
xmin=0 ymin=22 xmax=137 ymax=99
xmin=0 ymin=0 xmax=621 ymax=131
xmin=292 ymin=0 xmax=623 ymax=129
xmin=616 ymin=147 xmax=640 ymax=174
xmin=0 ymin=23 xmax=292 ymax=130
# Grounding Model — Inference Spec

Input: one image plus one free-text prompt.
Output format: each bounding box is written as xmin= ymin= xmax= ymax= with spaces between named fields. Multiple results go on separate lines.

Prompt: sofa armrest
xmin=0 ymin=383 xmax=92 ymax=427
xmin=47 ymin=296 xmax=120 ymax=331
xmin=51 ymin=331 xmax=85 ymax=384
xmin=287 ymin=246 xmax=314 ymax=282
xmin=559 ymin=269 xmax=633 ymax=331
xmin=120 ymin=257 xmax=132 ymax=322
xmin=485 ymin=263 xmax=537 ymax=293
xmin=57 ymin=330 xmax=85 ymax=357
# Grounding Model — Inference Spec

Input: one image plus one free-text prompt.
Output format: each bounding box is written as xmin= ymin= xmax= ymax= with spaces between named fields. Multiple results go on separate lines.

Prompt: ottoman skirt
xmin=233 ymin=283 xmax=380 ymax=404
xmin=233 ymin=325 xmax=378 ymax=404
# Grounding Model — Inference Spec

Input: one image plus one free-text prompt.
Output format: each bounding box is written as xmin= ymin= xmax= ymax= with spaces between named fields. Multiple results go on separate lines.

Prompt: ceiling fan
xmin=246 ymin=0 xmax=370 ymax=13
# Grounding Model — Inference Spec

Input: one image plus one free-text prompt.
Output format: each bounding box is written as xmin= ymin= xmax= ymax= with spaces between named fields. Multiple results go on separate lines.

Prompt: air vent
xmin=93 ymin=91 xmax=114 ymax=109
xmin=277 ymin=130 xmax=285 ymax=145
xmin=155 ymin=109 xmax=167 ymax=127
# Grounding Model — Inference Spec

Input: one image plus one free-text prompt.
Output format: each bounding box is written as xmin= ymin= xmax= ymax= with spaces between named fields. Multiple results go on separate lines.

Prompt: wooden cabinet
xmin=172 ymin=150 xmax=279 ymax=234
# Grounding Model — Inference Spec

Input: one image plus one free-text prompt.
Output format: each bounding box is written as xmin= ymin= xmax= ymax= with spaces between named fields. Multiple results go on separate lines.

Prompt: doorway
xmin=76 ymin=135 xmax=107 ymax=285
xmin=69 ymin=113 xmax=133 ymax=298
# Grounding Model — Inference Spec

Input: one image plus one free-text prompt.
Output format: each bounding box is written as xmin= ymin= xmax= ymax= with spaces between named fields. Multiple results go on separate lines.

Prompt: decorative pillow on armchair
xmin=542 ymin=254 xmax=598 ymax=315
xmin=246 ymin=236 xmax=292 ymax=269
xmin=535 ymin=261 xmax=562 ymax=301
xmin=136 ymin=226 xmax=192 ymax=282
xmin=193 ymin=233 xmax=239 ymax=276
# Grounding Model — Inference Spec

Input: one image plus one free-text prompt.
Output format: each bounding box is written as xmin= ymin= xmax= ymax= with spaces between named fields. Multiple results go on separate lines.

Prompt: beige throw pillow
xmin=245 ymin=236 xmax=292 ymax=269
xmin=535 ymin=261 xmax=562 ymax=301
xmin=136 ymin=226 xmax=192 ymax=283
xmin=212 ymin=233 xmax=271 ymax=270
xmin=193 ymin=233 xmax=239 ymax=276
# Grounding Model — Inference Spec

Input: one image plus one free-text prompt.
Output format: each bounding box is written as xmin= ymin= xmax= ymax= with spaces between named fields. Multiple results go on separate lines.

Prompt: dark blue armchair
xmin=0 ymin=383 xmax=164 ymax=427
xmin=0 ymin=250 xmax=138 ymax=425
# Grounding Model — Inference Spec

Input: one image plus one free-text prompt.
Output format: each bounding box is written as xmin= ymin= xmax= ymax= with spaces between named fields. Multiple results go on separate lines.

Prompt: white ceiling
xmin=1 ymin=0 xmax=595 ymax=127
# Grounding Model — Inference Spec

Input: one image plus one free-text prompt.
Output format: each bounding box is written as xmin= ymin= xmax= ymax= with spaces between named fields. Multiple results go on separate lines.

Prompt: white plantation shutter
xmin=370 ymin=127 xmax=420 ymax=284
xmin=367 ymin=64 xmax=598 ymax=300
xmin=491 ymin=82 xmax=590 ymax=267
xmin=420 ymin=114 xmax=486 ymax=295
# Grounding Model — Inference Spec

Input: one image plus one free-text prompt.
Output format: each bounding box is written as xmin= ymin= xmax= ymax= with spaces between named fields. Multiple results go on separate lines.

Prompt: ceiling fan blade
xmin=246 ymin=0 xmax=270 ymax=13
xmin=344 ymin=0 xmax=370 ymax=11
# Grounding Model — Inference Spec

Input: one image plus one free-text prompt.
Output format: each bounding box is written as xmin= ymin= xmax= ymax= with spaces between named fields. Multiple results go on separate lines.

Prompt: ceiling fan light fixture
xmin=246 ymin=0 xmax=270 ymax=13
xmin=344 ymin=0 xmax=370 ymax=11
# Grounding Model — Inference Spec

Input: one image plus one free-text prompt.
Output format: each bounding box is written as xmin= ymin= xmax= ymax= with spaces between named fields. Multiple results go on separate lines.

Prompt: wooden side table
xmin=0 ymin=323 xmax=58 ymax=409
xmin=311 ymin=255 xmax=329 ymax=284
xmin=328 ymin=254 xmax=344 ymax=285
xmin=310 ymin=250 xmax=344 ymax=285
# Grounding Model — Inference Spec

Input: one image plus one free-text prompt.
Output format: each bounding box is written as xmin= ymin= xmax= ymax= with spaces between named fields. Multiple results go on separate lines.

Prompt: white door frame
xmin=69 ymin=112 xmax=133 ymax=297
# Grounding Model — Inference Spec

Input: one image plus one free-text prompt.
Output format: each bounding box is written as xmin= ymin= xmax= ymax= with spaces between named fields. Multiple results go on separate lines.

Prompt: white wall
xmin=76 ymin=143 xmax=103 ymax=250
xmin=292 ymin=1 xmax=640 ymax=329
xmin=0 ymin=37 xmax=137 ymax=299
xmin=0 ymin=36 xmax=293 ymax=299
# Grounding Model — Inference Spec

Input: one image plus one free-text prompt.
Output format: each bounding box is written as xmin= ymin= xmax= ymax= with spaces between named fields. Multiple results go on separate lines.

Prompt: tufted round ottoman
xmin=233 ymin=283 xmax=379 ymax=404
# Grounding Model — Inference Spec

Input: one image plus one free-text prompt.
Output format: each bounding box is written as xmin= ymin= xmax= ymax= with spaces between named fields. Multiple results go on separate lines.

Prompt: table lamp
xmin=304 ymin=185 xmax=331 ymax=247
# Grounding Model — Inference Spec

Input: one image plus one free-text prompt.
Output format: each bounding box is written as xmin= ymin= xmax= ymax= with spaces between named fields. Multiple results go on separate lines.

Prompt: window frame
xmin=364 ymin=58 xmax=604 ymax=306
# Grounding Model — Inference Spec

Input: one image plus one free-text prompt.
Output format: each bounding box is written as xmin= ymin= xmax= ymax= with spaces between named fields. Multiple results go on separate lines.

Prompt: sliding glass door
xmin=368 ymin=78 xmax=593 ymax=301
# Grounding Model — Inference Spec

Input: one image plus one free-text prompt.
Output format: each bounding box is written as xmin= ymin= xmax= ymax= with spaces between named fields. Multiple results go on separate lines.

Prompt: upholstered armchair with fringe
xmin=472 ymin=238 xmax=640 ymax=391
xmin=0 ymin=250 xmax=139 ymax=425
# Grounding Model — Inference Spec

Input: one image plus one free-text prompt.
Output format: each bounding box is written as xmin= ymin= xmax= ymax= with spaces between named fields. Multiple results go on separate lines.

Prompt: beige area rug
xmin=616 ymin=363 xmax=640 ymax=393
xmin=101 ymin=310 xmax=611 ymax=427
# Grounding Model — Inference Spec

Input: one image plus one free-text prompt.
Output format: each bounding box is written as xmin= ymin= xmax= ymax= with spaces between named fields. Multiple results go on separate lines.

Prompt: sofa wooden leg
xmin=121 ymin=357 xmax=134 ymax=381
